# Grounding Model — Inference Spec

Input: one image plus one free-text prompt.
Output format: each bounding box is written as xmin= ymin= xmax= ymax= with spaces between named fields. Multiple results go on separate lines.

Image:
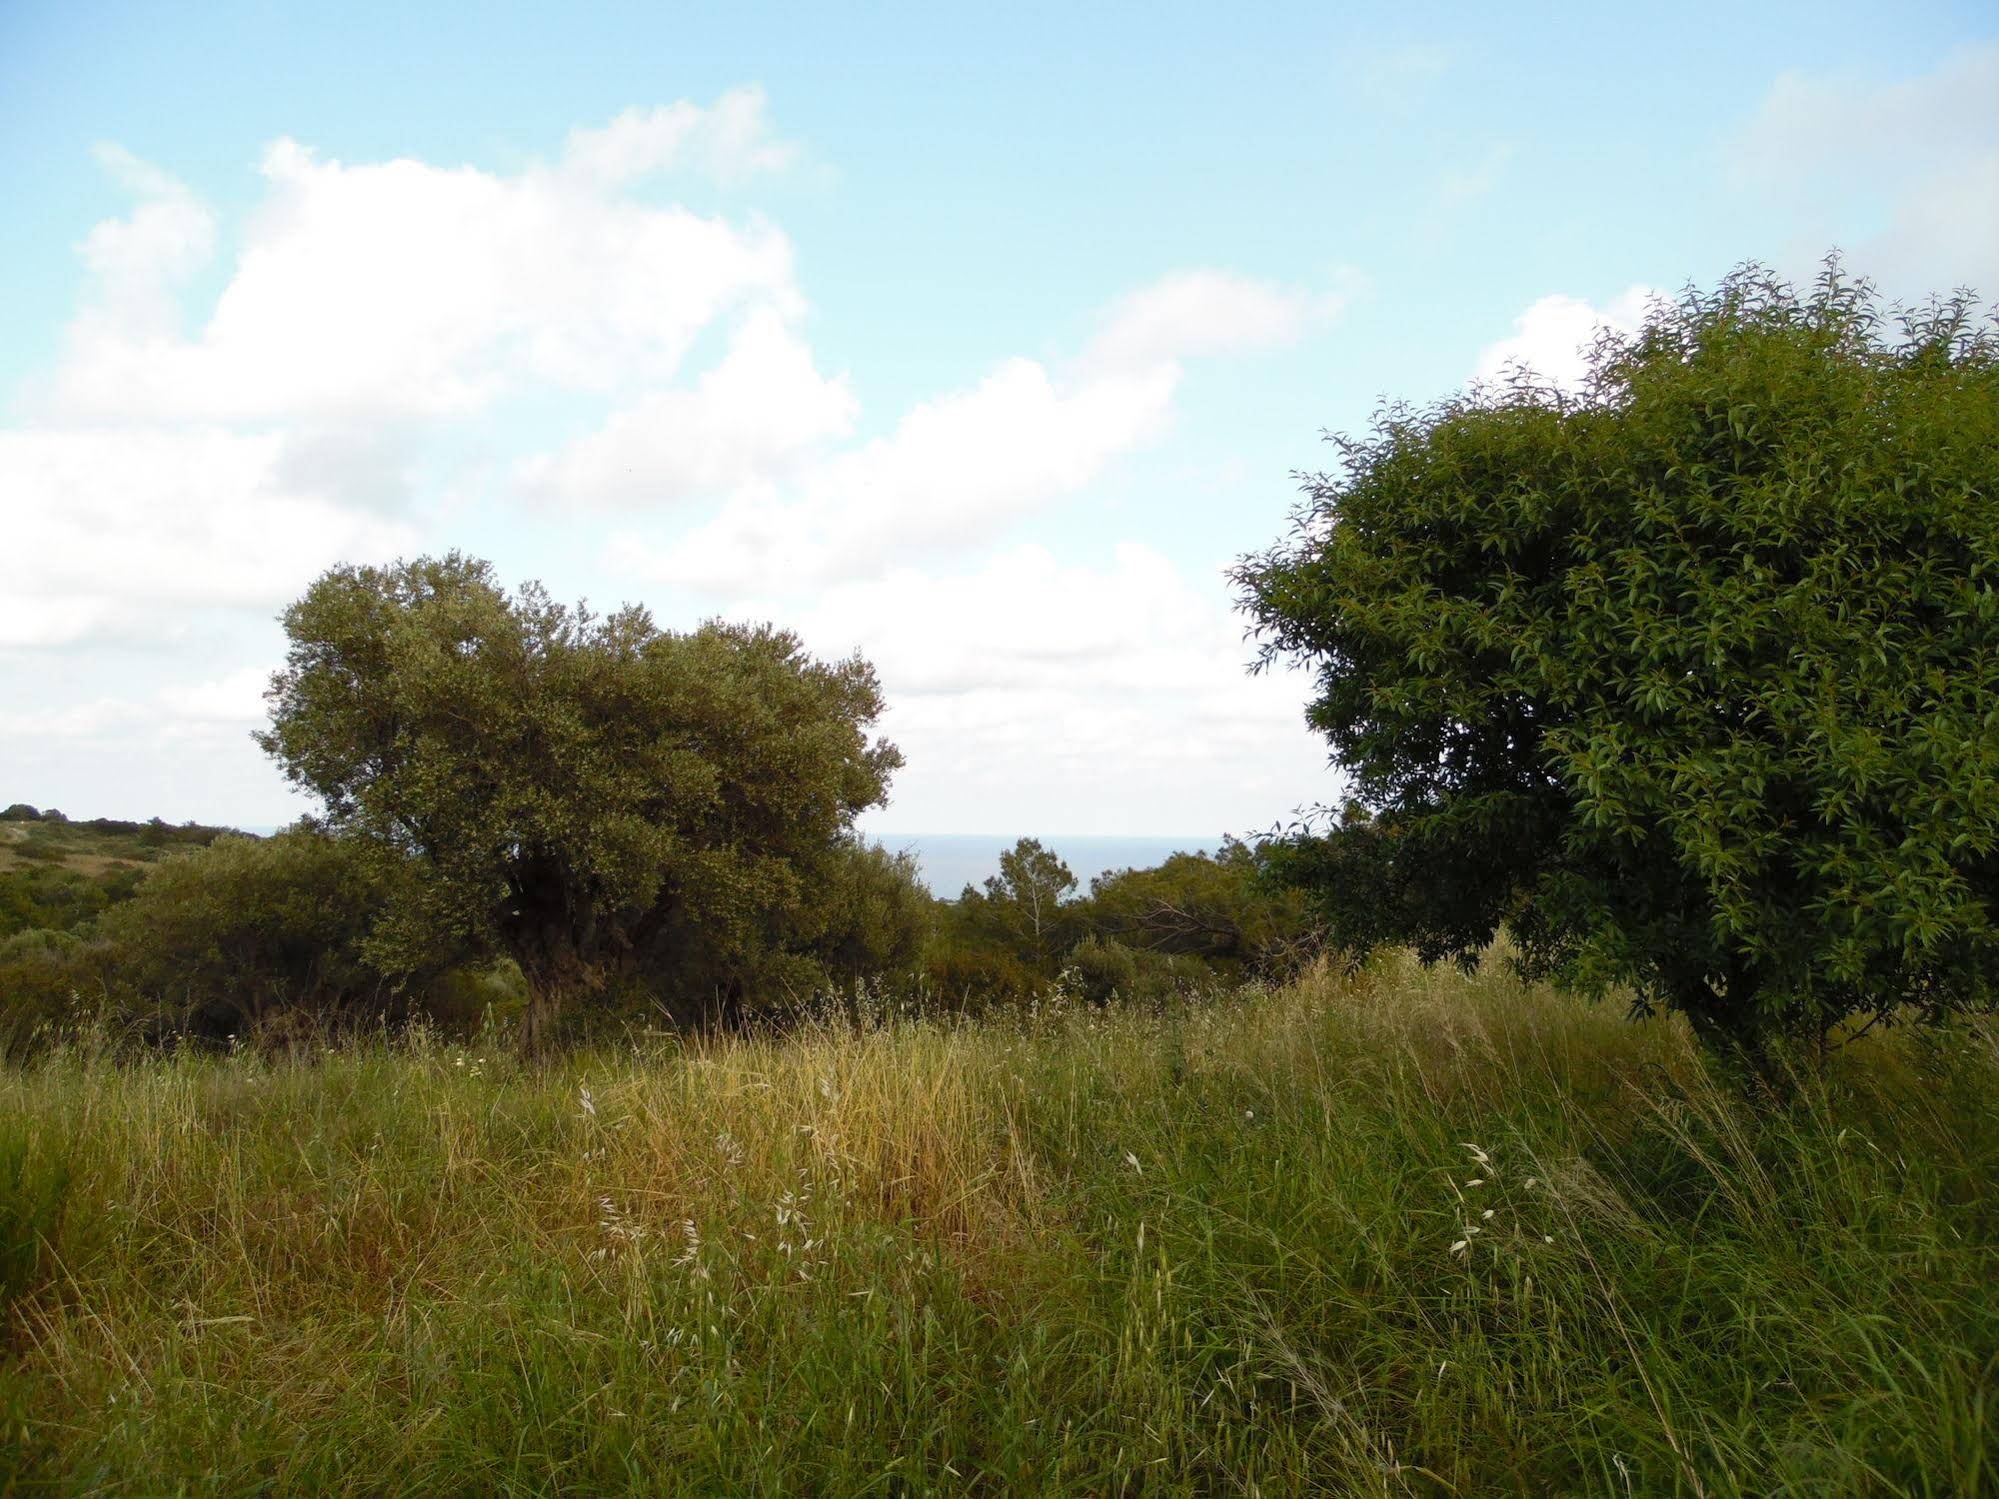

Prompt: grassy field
xmin=0 ymin=959 xmax=1993 ymax=1495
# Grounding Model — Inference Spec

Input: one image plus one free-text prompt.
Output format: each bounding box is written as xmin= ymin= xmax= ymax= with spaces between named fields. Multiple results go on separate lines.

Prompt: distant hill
xmin=0 ymin=804 xmax=253 ymax=938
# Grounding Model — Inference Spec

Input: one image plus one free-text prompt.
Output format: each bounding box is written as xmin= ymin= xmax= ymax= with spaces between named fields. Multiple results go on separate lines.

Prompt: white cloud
xmin=0 ymin=665 xmax=270 ymax=742
xmin=516 ymin=307 xmax=857 ymax=508
xmin=563 ymin=86 xmax=799 ymax=184
xmin=627 ymin=355 xmax=1179 ymax=590
xmin=620 ymin=268 xmax=1337 ymax=591
xmin=1474 ymin=286 xmax=1656 ymax=393
xmin=75 ymin=145 xmax=216 ymax=334
xmin=48 ymin=134 xmax=800 ymax=429
xmin=1080 ymin=269 xmax=1337 ymax=372
xmin=0 ymin=428 xmax=416 ymax=649
xmin=1733 ymin=43 xmax=1999 ymax=294
xmin=5 ymin=92 xmax=808 ymax=653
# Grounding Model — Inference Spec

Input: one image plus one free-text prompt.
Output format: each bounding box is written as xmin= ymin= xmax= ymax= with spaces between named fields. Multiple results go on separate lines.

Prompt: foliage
xmin=1234 ymin=264 xmax=1999 ymax=1066
xmin=0 ymin=965 xmax=1993 ymax=1491
xmin=257 ymin=554 xmax=901 ymax=1053
xmin=926 ymin=837 xmax=1324 ymax=1001
xmin=1087 ymin=837 xmax=1322 ymax=977
xmin=96 ymin=830 xmax=446 ymax=1042
xmin=918 ymin=942 xmax=1039 ymax=1006
xmin=0 ymin=865 xmax=140 ymax=940
xmin=0 ymin=932 xmax=104 ymax=1053
xmin=0 ymin=812 xmax=240 ymax=942
xmin=804 ymin=840 xmax=932 ymax=986
xmin=1063 ymin=933 xmax=1140 ymax=1004
xmin=953 ymin=838 xmax=1079 ymax=971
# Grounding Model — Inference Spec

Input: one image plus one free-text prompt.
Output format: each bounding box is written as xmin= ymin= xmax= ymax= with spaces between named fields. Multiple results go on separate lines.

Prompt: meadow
xmin=0 ymin=957 xmax=1990 ymax=1496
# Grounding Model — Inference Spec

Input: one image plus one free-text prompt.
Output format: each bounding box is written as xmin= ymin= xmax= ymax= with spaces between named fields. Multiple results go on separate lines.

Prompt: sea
xmin=243 ymin=826 xmax=1230 ymax=898
xmin=866 ymin=834 xmax=1225 ymax=897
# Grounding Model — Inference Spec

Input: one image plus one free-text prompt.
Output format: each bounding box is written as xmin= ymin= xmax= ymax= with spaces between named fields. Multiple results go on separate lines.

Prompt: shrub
xmin=97 ymin=830 xmax=453 ymax=1043
xmin=1066 ymin=935 xmax=1140 ymax=1005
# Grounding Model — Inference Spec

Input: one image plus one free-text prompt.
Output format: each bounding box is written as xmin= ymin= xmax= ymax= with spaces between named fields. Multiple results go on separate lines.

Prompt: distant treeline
xmin=1 ymin=802 xmax=242 ymax=844
xmin=0 ymin=809 xmax=1320 ymax=1055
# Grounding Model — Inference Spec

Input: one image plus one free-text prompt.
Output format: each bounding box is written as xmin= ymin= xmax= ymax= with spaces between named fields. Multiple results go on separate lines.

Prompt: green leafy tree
xmin=1233 ymin=264 xmax=1999 ymax=1071
xmin=258 ymin=554 xmax=901 ymax=1055
xmin=965 ymin=838 xmax=1079 ymax=971
xmin=1085 ymin=838 xmax=1322 ymax=976
xmin=805 ymin=840 xmax=933 ymax=985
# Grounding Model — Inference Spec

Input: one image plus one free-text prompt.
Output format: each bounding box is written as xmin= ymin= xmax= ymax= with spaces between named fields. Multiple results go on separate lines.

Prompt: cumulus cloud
xmin=4 ymin=91 xmax=808 ymax=654
xmin=47 ymin=136 xmax=799 ymax=428
xmin=621 ymin=268 xmax=1337 ymax=591
xmin=0 ymin=428 xmax=416 ymax=648
xmin=0 ymin=665 xmax=271 ymax=743
xmin=516 ymin=307 xmax=857 ymax=508
xmin=1474 ymin=286 xmax=1656 ymax=393
xmin=1733 ymin=43 xmax=1999 ymax=294
xmin=623 ymin=355 xmax=1179 ymax=590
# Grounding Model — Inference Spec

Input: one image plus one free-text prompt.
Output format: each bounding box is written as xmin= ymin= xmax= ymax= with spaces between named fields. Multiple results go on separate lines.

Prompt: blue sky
xmin=3 ymin=2 xmax=1994 ymax=835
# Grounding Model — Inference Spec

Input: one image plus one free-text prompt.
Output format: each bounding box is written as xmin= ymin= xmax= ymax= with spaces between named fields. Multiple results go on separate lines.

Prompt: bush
xmin=0 ymin=931 xmax=106 ymax=1053
xmin=1065 ymin=935 xmax=1140 ymax=1005
xmin=805 ymin=841 xmax=933 ymax=985
xmin=920 ymin=945 xmax=1038 ymax=1007
xmin=97 ymin=830 xmax=458 ymax=1043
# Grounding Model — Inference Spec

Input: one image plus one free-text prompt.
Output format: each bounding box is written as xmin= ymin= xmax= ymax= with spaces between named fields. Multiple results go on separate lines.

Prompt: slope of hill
xmin=0 ymin=805 xmax=250 ymax=939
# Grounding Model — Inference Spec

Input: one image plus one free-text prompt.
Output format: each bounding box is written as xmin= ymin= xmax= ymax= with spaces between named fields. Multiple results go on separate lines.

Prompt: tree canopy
xmin=258 ymin=553 xmax=902 ymax=1052
xmin=1233 ymin=264 xmax=1999 ymax=1066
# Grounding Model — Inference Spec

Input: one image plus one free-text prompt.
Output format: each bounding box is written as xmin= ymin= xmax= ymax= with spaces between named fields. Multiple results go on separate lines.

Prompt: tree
xmin=1085 ymin=838 xmax=1323 ymax=977
xmin=805 ymin=839 xmax=932 ymax=985
xmin=1233 ymin=264 xmax=1999 ymax=1072
xmin=965 ymin=838 xmax=1078 ymax=971
xmin=258 ymin=554 xmax=901 ymax=1055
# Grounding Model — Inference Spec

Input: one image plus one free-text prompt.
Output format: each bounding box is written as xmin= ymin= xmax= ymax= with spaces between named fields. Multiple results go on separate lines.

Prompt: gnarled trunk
xmin=514 ymin=941 xmax=588 ymax=1064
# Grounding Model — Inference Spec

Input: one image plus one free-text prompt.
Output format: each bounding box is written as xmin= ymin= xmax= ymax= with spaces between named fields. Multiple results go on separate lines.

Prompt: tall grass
xmin=0 ymin=958 xmax=1992 ymax=1494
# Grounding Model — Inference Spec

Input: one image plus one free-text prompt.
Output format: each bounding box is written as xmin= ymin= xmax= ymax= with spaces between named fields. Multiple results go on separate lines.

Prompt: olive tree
xmin=1233 ymin=265 xmax=1999 ymax=1071
xmin=258 ymin=554 xmax=901 ymax=1054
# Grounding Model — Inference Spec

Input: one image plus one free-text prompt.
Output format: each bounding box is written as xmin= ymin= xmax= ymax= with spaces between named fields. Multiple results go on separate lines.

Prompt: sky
xmin=2 ymin=2 xmax=1995 ymax=837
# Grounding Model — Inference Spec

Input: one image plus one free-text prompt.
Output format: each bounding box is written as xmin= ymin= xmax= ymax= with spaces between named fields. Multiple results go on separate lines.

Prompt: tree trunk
xmin=515 ymin=944 xmax=583 ymax=1063
xmin=1681 ymin=987 xmax=1788 ymax=1099
xmin=517 ymin=978 xmax=559 ymax=1063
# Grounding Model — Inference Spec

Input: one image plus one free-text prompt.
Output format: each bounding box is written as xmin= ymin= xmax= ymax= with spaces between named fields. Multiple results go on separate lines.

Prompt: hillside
xmin=0 ymin=806 xmax=250 ymax=939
